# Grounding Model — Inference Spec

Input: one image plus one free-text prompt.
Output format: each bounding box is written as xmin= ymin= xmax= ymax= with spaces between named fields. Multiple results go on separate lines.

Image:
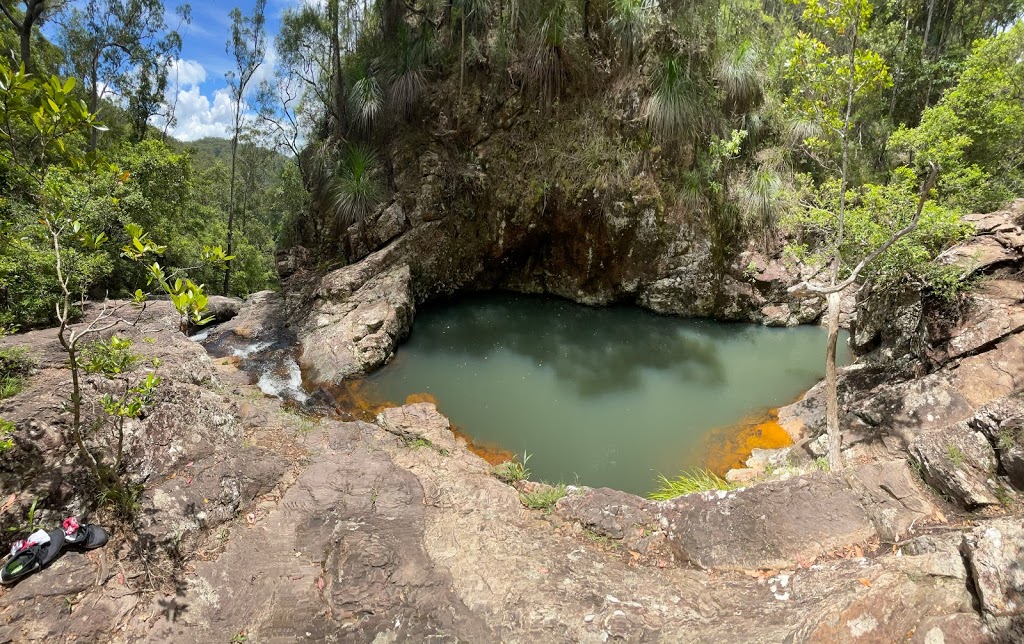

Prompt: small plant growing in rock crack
xmin=583 ymin=528 xmax=621 ymax=550
xmin=994 ymin=485 xmax=1013 ymax=507
xmin=493 ymin=452 xmax=532 ymax=484
xmin=5 ymin=497 xmax=43 ymax=535
xmin=815 ymin=457 xmax=831 ymax=472
xmin=0 ymin=419 xmax=15 ymax=454
xmin=407 ymin=437 xmax=433 ymax=450
xmin=649 ymin=469 xmax=737 ymax=501
xmin=998 ymin=426 xmax=1021 ymax=451
xmin=520 ymin=484 xmax=567 ymax=512
xmin=946 ymin=444 xmax=966 ymax=469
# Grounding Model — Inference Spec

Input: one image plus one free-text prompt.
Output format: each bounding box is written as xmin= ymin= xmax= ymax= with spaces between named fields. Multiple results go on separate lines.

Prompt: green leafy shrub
xmin=81 ymin=336 xmax=139 ymax=376
xmin=783 ymin=168 xmax=974 ymax=295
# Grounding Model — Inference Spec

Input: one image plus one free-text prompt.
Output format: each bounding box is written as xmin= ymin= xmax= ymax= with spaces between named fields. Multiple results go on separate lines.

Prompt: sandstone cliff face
xmin=299 ymin=139 xmax=827 ymax=328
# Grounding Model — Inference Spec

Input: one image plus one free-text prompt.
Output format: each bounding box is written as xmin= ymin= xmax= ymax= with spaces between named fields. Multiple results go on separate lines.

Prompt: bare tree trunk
xmin=824 ymin=291 xmax=842 ymax=468
xmin=223 ymin=130 xmax=239 ymax=294
xmin=923 ymin=0 xmax=937 ymax=52
xmin=330 ymin=0 xmax=344 ymax=140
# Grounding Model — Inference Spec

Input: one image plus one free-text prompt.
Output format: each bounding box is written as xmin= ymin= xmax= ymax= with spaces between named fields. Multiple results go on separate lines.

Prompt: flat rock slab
xmin=658 ymin=473 xmax=876 ymax=571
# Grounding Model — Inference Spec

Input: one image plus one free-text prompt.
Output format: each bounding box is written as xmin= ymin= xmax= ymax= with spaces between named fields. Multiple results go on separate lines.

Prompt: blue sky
xmin=158 ymin=0 xmax=299 ymax=140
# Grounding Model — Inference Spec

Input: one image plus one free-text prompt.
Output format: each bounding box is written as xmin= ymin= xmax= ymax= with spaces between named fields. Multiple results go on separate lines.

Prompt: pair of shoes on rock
xmin=0 ymin=518 xmax=108 ymax=586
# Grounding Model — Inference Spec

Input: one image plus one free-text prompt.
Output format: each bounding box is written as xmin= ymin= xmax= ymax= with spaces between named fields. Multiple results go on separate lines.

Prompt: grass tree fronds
xmin=348 ymin=63 xmax=384 ymax=132
xmin=715 ymin=39 xmax=762 ymax=115
xmin=328 ymin=144 xmax=383 ymax=231
xmin=739 ymin=166 xmax=785 ymax=251
xmin=677 ymin=170 xmax=711 ymax=220
xmin=526 ymin=0 xmax=578 ymax=107
xmin=645 ymin=56 xmax=706 ymax=145
xmin=385 ymin=24 xmax=428 ymax=119
xmin=608 ymin=0 xmax=656 ymax=68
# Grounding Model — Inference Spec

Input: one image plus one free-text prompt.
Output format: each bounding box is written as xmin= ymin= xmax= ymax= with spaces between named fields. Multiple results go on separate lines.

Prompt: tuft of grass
xmin=408 ymin=437 xmax=432 ymax=450
xmin=520 ymin=484 xmax=566 ymax=512
xmin=947 ymin=444 xmax=966 ymax=469
xmin=994 ymin=485 xmax=1013 ymax=506
xmin=649 ymin=468 xmax=737 ymax=501
xmin=0 ymin=418 xmax=14 ymax=453
xmin=492 ymin=452 xmax=532 ymax=484
xmin=0 ymin=346 xmax=34 ymax=400
xmin=999 ymin=425 xmax=1021 ymax=451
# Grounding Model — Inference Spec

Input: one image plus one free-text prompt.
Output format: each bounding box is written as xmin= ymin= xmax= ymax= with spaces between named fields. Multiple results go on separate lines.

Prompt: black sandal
xmin=0 ymin=528 xmax=66 ymax=585
xmin=63 ymin=518 xmax=108 ymax=550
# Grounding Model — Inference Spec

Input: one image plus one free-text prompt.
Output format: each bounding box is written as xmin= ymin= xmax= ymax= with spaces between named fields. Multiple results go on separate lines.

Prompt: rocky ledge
xmin=1 ymin=204 xmax=1024 ymax=642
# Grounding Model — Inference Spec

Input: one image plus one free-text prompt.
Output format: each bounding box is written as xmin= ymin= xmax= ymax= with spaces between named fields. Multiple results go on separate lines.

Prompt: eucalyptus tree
xmin=0 ymin=0 xmax=65 ymax=71
xmin=58 ymin=0 xmax=187 ymax=150
xmin=223 ymin=0 xmax=267 ymax=295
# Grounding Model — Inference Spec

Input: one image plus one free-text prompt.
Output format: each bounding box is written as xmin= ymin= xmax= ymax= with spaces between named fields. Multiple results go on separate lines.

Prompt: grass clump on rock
xmin=492 ymin=452 xmax=532 ymax=484
xmin=520 ymin=484 xmax=567 ymax=512
xmin=649 ymin=468 xmax=737 ymax=501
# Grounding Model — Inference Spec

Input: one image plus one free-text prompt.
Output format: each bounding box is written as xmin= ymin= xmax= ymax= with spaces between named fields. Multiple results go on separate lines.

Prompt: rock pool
xmin=362 ymin=293 xmax=852 ymax=495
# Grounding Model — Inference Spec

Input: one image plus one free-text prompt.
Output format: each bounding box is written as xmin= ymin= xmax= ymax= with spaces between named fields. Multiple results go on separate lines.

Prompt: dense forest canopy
xmin=0 ymin=0 xmax=1022 ymax=330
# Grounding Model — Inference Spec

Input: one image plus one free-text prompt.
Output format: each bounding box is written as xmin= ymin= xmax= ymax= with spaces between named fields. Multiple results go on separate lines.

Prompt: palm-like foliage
xmin=329 ymin=144 xmax=383 ymax=230
xmin=386 ymin=25 xmax=428 ymax=118
xmin=715 ymin=40 xmax=762 ymax=114
xmin=348 ymin=63 xmax=384 ymax=131
xmin=645 ymin=57 xmax=706 ymax=144
xmin=609 ymin=0 xmax=656 ymax=68
xmin=527 ymin=0 xmax=577 ymax=106
xmin=739 ymin=166 xmax=784 ymax=251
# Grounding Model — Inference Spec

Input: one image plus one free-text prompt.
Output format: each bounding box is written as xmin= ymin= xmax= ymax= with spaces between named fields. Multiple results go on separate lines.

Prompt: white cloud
xmin=157 ymin=85 xmax=237 ymax=141
xmin=168 ymin=59 xmax=207 ymax=88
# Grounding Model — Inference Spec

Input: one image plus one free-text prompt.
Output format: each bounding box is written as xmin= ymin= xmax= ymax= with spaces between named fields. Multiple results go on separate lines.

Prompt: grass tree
xmin=526 ymin=0 xmax=578 ymax=106
xmin=608 ymin=0 xmax=656 ymax=70
xmin=348 ymin=60 xmax=384 ymax=132
xmin=329 ymin=144 xmax=383 ymax=250
xmin=385 ymin=24 xmax=428 ymax=119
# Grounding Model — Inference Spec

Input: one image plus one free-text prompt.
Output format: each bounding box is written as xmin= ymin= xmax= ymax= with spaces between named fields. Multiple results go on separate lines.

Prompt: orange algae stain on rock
xmin=450 ymin=423 xmax=515 ymax=465
xmin=703 ymin=408 xmax=794 ymax=477
xmin=405 ymin=392 xmax=439 ymax=406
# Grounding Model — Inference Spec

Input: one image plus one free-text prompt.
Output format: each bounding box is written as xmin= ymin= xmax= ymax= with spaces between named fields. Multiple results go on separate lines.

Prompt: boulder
xmin=203 ymin=295 xmax=243 ymax=323
xmin=368 ymin=201 xmax=410 ymax=249
xmin=376 ymin=402 xmax=459 ymax=453
xmin=909 ymin=423 xmax=1001 ymax=509
xmin=554 ymin=487 xmax=659 ymax=540
xmin=657 ymin=473 xmax=876 ymax=571
xmin=849 ymin=460 xmax=938 ymax=543
xmin=962 ymin=519 xmax=1024 ymax=618
xmin=298 ymin=263 xmax=414 ymax=386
